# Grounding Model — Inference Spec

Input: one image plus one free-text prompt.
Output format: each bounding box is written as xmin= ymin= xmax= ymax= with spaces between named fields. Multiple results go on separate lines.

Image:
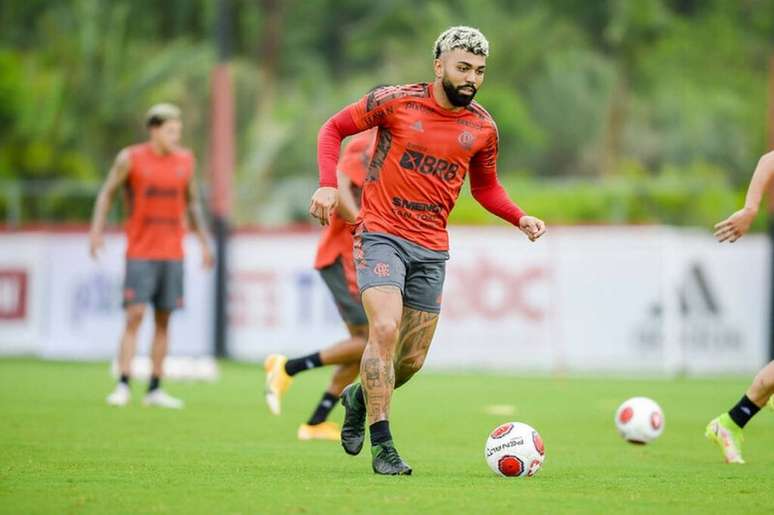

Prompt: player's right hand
xmin=714 ymin=207 xmax=756 ymax=243
xmin=309 ymin=187 xmax=338 ymax=226
xmin=519 ymin=215 xmax=546 ymax=242
xmin=89 ymin=232 xmax=104 ymax=260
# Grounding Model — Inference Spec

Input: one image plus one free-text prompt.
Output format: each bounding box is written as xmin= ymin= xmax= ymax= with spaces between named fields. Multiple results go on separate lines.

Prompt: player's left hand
xmin=714 ymin=207 xmax=756 ymax=243
xmin=201 ymin=243 xmax=215 ymax=269
xmin=518 ymin=216 xmax=546 ymax=242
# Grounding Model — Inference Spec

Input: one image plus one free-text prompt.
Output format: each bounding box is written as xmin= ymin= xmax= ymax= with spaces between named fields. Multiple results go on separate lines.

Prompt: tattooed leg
xmin=361 ymin=285 xmax=403 ymax=424
xmin=394 ymin=308 xmax=439 ymax=389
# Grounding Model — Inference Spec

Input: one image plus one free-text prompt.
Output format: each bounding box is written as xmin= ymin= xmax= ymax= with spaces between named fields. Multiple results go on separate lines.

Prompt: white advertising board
xmin=0 ymin=227 xmax=769 ymax=375
xmin=28 ymin=233 xmax=211 ymax=359
xmin=0 ymin=234 xmax=46 ymax=354
xmin=228 ymin=227 xmax=770 ymax=375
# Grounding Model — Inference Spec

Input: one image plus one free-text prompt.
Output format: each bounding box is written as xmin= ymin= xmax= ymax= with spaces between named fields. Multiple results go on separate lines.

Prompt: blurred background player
xmin=264 ymin=125 xmax=377 ymax=440
xmin=706 ymin=150 xmax=774 ymax=463
xmin=309 ymin=26 xmax=546 ymax=475
xmin=89 ymin=103 xmax=213 ymax=409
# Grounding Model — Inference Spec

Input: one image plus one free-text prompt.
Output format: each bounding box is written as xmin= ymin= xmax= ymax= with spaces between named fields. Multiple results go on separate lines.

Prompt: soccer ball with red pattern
xmin=615 ymin=397 xmax=665 ymax=444
xmin=484 ymin=422 xmax=545 ymax=477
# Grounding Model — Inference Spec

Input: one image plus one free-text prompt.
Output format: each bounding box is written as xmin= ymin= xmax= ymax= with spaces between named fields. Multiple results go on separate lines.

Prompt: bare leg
xmin=319 ymin=323 xmax=368 ymax=366
xmin=360 ymin=286 xmax=403 ymax=424
xmin=301 ymin=326 xmax=367 ymax=429
xmin=150 ymin=309 xmax=172 ymax=378
xmin=746 ymin=360 xmax=774 ymax=406
xmin=393 ymin=308 xmax=439 ymax=389
xmin=118 ymin=304 xmax=146 ymax=376
xmin=327 ymin=363 xmax=361 ymax=396
xmin=323 ymin=324 xmax=367 ymax=395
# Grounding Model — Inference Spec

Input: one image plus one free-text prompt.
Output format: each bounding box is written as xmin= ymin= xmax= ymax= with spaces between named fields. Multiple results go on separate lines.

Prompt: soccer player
xmin=89 ymin=103 xmax=213 ymax=409
xmin=309 ymin=26 xmax=546 ymax=475
xmin=706 ymin=150 xmax=774 ymax=463
xmin=264 ymin=126 xmax=377 ymax=441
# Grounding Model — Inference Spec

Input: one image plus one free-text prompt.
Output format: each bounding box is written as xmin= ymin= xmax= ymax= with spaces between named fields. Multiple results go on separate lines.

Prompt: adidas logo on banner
xmin=648 ymin=264 xmax=719 ymax=319
xmin=634 ymin=262 xmax=742 ymax=354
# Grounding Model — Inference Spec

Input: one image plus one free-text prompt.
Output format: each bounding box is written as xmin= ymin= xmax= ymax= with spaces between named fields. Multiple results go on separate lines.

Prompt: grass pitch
xmin=1 ymin=359 xmax=773 ymax=514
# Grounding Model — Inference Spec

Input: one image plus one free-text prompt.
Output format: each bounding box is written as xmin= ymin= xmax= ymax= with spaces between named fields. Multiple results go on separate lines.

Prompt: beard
xmin=442 ymin=77 xmax=477 ymax=107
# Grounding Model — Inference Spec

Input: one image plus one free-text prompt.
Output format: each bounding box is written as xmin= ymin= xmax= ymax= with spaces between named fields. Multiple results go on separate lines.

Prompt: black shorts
xmin=319 ymin=257 xmax=368 ymax=326
xmin=354 ymin=231 xmax=448 ymax=314
xmin=123 ymin=259 xmax=184 ymax=311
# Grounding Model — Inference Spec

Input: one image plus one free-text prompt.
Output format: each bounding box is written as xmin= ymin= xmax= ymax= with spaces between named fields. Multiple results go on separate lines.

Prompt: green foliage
xmin=450 ymin=161 xmax=755 ymax=230
xmin=1 ymin=0 xmax=773 ymax=225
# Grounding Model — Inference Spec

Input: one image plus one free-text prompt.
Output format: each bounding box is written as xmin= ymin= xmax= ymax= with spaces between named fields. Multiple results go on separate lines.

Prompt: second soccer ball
xmin=615 ymin=396 xmax=665 ymax=444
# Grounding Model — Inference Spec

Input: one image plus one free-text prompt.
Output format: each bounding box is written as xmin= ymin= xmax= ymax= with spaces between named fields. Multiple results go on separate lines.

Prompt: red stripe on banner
xmin=0 ymin=270 xmax=27 ymax=320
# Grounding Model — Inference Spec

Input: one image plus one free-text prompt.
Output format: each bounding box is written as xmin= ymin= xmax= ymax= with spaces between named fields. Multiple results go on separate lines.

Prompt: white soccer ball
xmin=615 ymin=396 xmax=665 ymax=444
xmin=484 ymin=422 xmax=545 ymax=477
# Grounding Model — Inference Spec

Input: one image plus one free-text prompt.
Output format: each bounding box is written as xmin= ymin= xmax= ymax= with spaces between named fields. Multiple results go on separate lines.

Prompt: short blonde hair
xmin=433 ymin=26 xmax=489 ymax=59
xmin=145 ymin=103 xmax=181 ymax=127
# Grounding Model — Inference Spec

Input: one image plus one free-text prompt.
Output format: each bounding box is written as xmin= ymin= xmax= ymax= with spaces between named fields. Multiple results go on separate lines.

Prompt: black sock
xmin=728 ymin=394 xmax=760 ymax=428
xmin=370 ymin=420 xmax=392 ymax=446
xmin=307 ymin=392 xmax=340 ymax=425
xmin=119 ymin=374 xmax=130 ymax=385
xmin=284 ymin=352 xmax=323 ymax=376
xmin=148 ymin=376 xmax=161 ymax=393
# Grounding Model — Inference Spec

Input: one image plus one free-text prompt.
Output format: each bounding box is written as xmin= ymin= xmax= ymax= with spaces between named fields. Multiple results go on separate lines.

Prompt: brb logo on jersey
xmin=399 ymin=149 xmax=459 ymax=182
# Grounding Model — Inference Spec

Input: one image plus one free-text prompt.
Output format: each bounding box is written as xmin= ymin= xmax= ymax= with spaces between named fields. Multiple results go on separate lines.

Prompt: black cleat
xmin=340 ymin=383 xmax=366 ymax=455
xmin=371 ymin=441 xmax=412 ymax=475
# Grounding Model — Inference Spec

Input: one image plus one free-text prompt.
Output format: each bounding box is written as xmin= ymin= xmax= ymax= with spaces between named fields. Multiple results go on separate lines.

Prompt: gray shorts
xmin=354 ymin=231 xmax=448 ymax=313
xmin=319 ymin=257 xmax=368 ymax=326
xmin=123 ymin=259 xmax=184 ymax=311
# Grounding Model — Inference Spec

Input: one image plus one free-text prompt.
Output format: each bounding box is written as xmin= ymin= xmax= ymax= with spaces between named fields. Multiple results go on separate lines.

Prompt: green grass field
xmin=1 ymin=359 xmax=773 ymax=514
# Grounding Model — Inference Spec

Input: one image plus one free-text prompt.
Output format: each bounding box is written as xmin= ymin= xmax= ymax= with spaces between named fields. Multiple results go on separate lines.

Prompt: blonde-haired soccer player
xmin=90 ymin=104 xmax=213 ymax=409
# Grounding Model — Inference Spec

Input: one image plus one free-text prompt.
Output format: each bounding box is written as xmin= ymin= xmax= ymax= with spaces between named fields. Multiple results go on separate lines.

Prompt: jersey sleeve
xmin=468 ymin=126 xmax=526 ymax=226
xmin=317 ymin=106 xmax=361 ymax=187
xmin=317 ymin=88 xmax=400 ymax=188
xmin=348 ymin=87 xmax=402 ymax=131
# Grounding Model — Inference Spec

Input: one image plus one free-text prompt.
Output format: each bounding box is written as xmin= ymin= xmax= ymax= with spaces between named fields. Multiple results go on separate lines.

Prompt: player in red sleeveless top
xmin=89 ymin=104 xmax=213 ymax=409
xmin=309 ymin=27 xmax=546 ymax=474
xmin=264 ymin=127 xmax=378 ymax=441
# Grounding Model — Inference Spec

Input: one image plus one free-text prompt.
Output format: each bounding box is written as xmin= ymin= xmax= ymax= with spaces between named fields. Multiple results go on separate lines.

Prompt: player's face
xmin=436 ymin=49 xmax=486 ymax=107
xmin=151 ymin=119 xmax=182 ymax=152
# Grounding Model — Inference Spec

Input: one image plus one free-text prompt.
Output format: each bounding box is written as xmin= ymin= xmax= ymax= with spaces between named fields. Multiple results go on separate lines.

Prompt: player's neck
xmin=148 ymin=140 xmax=172 ymax=156
xmin=431 ymin=79 xmax=465 ymax=112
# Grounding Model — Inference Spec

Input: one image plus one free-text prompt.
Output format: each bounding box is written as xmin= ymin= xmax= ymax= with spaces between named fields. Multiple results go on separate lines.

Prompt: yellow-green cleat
xmin=705 ymin=413 xmax=745 ymax=464
xmin=264 ymin=354 xmax=293 ymax=415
